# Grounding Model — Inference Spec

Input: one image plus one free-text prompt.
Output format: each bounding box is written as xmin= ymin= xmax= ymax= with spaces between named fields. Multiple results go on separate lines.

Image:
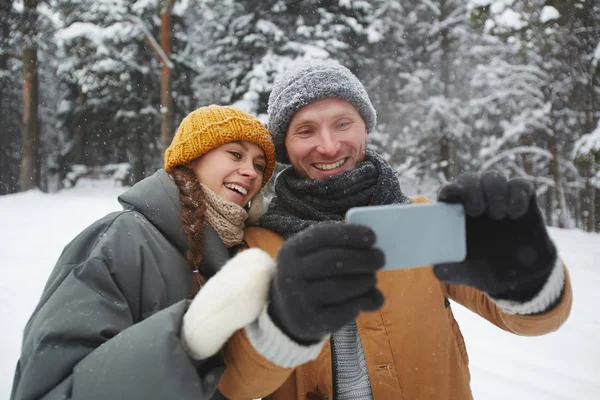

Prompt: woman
xmin=10 ymin=105 xmax=277 ymax=400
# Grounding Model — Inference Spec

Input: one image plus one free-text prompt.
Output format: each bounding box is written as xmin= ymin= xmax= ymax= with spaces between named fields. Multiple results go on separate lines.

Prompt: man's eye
xmin=229 ymin=151 xmax=242 ymax=159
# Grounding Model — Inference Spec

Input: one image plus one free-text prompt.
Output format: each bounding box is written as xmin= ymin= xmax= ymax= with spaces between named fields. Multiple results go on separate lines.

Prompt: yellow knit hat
xmin=164 ymin=105 xmax=276 ymax=187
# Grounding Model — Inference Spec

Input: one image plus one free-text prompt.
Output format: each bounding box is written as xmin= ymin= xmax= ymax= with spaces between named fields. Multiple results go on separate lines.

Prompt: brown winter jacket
xmin=218 ymin=196 xmax=573 ymax=400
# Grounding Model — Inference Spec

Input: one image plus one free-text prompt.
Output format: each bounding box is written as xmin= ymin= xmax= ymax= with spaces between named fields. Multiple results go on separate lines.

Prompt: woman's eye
xmin=229 ymin=151 xmax=242 ymax=159
xmin=254 ymin=163 xmax=265 ymax=173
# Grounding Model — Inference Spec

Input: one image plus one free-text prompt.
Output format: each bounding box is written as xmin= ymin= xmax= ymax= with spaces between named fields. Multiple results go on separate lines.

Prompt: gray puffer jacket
xmin=11 ymin=170 xmax=231 ymax=400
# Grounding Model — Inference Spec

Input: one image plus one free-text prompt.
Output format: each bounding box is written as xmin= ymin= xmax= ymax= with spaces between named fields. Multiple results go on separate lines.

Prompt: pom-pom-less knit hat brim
xmin=267 ymin=59 xmax=377 ymax=164
xmin=164 ymin=105 xmax=276 ymax=188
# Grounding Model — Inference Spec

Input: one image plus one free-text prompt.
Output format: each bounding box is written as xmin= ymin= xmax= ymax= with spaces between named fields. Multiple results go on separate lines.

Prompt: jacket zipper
xmin=330 ymin=336 xmax=337 ymax=400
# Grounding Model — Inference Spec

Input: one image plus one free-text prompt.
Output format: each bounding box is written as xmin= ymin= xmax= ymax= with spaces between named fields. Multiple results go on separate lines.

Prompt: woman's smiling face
xmin=188 ymin=140 xmax=266 ymax=207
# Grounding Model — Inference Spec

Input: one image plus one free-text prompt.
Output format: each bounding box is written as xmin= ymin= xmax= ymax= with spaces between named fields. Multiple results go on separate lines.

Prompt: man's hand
xmin=434 ymin=171 xmax=557 ymax=302
xmin=268 ymin=223 xmax=385 ymax=344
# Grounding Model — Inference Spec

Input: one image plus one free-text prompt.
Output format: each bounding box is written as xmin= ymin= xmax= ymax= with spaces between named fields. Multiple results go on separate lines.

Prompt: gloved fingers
xmin=297 ymin=247 xmax=385 ymax=280
xmin=507 ymin=178 xmax=535 ymax=219
xmin=437 ymin=180 xmax=463 ymax=203
xmin=285 ymin=222 xmax=377 ymax=256
xmin=320 ymin=288 xmax=385 ymax=318
xmin=308 ymin=274 xmax=378 ymax=306
xmin=438 ymin=172 xmax=486 ymax=217
xmin=481 ymin=170 xmax=509 ymax=220
xmin=433 ymin=260 xmax=495 ymax=292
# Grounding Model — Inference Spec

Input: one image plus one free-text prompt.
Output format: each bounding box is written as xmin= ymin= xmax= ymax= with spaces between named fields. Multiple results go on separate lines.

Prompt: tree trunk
xmin=585 ymin=161 xmax=595 ymax=232
xmin=438 ymin=0 xmax=457 ymax=182
xmin=584 ymin=23 xmax=598 ymax=232
xmin=595 ymin=188 xmax=600 ymax=233
xmin=544 ymin=189 xmax=554 ymax=226
xmin=159 ymin=0 xmax=175 ymax=153
xmin=0 ymin=0 xmax=12 ymax=194
xmin=518 ymin=134 xmax=533 ymax=176
xmin=127 ymin=131 xmax=145 ymax=185
xmin=547 ymin=132 xmax=564 ymax=228
xmin=439 ymin=134 xmax=456 ymax=181
xmin=19 ymin=0 xmax=40 ymax=192
xmin=72 ymin=86 xmax=86 ymax=164
xmin=573 ymin=187 xmax=581 ymax=230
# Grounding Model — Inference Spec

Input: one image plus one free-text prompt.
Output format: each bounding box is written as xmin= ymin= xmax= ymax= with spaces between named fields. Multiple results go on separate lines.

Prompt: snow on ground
xmin=1 ymin=180 xmax=599 ymax=399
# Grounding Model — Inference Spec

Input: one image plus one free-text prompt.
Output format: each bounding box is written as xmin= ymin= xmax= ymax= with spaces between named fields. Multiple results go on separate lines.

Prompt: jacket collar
xmin=117 ymin=170 xmax=230 ymax=276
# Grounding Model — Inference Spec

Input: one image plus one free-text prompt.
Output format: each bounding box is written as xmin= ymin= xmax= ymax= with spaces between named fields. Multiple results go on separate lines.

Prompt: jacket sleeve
xmin=217 ymin=327 xmax=294 ymax=399
xmin=218 ymin=307 xmax=327 ymax=399
xmin=11 ymin=253 xmax=224 ymax=400
xmin=215 ymin=227 xmax=328 ymax=400
xmin=409 ymin=194 xmax=573 ymax=335
xmin=445 ymin=261 xmax=573 ymax=335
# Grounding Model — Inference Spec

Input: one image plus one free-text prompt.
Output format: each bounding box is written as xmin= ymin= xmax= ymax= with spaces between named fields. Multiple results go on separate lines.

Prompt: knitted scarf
xmin=200 ymin=184 xmax=247 ymax=247
xmin=259 ymin=150 xmax=410 ymax=238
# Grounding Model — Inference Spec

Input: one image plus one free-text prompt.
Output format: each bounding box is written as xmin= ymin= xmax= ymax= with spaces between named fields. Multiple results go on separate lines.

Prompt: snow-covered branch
xmin=573 ymin=123 xmax=600 ymax=158
xmin=480 ymin=146 xmax=554 ymax=172
xmin=127 ymin=16 xmax=174 ymax=69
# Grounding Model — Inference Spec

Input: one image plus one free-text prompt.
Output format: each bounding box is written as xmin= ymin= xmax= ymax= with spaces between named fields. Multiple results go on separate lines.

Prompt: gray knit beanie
xmin=267 ymin=59 xmax=377 ymax=164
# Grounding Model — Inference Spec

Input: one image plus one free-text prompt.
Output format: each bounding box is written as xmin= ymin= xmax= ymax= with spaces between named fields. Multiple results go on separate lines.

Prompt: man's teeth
xmin=224 ymin=183 xmax=247 ymax=195
xmin=314 ymin=158 xmax=346 ymax=171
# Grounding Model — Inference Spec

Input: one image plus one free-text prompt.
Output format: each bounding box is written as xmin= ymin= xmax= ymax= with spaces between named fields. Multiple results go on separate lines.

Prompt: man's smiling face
xmin=284 ymin=97 xmax=368 ymax=180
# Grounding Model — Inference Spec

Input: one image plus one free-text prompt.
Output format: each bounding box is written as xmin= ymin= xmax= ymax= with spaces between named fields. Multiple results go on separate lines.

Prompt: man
xmin=216 ymin=59 xmax=572 ymax=400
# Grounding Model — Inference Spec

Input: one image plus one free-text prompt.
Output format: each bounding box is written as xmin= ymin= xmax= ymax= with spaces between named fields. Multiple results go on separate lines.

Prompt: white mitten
xmin=181 ymin=248 xmax=276 ymax=360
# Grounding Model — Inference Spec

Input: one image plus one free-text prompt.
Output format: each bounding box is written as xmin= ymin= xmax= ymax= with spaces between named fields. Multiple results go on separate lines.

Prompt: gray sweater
xmin=247 ymin=311 xmax=375 ymax=399
xmin=332 ymin=323 xmax=374 ymax=399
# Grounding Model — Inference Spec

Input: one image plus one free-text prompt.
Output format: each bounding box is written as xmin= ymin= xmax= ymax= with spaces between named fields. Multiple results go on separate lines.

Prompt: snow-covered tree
xmin=469 ymin=0 xmax=600 ymax=229
xmin=361 ymin=0 xmax=486 ymax=193
xmin=0 ymin=0 xmax=21 ymax=194
xmin=191 ymin=0 xmax=375 ymax=117
xmin=51 ymin=0 xmax=196 ymax=186
xmin=574 ymin=122 xmax=600 ymax=231
xmin=0 ymin=0 xmax=60 ymax=193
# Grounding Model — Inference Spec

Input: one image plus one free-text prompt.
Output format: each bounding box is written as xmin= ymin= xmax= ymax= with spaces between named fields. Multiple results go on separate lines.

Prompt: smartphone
xmin=345 ymin=202 xmax=466 ymax=270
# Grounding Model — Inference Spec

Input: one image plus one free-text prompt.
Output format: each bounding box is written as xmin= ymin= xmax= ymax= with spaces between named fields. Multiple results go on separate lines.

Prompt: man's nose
xmin=316 ymin=130 xmax=340 ymax=157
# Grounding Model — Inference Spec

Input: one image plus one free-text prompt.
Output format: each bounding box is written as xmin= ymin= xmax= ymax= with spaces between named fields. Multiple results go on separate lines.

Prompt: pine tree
xmin=363 ymin=0 xmax=485 ymax=190
xmin=52 ymin=0 xmax=196 ymax=186
xmin=0 ymin=0 xmax=20 ymax=195
xmin=18 ymin=0 xmax=40 ymax=191
xmin=470 ymin=0 xmax=600 ymax=229
xmin=192 ymin=0 xmax=374 ymax=116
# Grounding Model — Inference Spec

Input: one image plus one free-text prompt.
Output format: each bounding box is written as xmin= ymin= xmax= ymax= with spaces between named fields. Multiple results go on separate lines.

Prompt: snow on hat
xmin=267 ymin=58 xmax=377 ymax=164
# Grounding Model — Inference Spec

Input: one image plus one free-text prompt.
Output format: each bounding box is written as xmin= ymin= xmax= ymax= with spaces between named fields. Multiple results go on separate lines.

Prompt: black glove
xmin=433 ymin=171 xmax=557 ymax=302
xmin=268 ymin=223 xmax=385 ymax=344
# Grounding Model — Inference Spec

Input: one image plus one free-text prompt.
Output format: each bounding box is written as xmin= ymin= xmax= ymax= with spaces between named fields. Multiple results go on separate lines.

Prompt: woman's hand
xmin=181 ymin=248 xmax=276 ymax=360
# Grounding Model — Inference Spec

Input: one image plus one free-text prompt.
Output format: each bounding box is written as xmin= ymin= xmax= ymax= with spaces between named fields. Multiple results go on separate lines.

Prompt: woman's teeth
xmin=224 ymin=183 xmax=248 ymax=196
xmin=314 ymin=158 xmax=346 ymax=171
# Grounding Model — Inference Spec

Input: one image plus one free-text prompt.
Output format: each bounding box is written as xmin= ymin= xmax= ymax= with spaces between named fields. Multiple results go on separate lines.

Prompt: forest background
xmin=1 ymin=0 xmax=599 ymax=231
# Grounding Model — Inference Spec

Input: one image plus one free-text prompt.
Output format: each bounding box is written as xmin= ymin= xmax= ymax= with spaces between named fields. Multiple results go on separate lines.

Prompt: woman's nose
xmin=239 ymin=162 xmax=258 ymax=179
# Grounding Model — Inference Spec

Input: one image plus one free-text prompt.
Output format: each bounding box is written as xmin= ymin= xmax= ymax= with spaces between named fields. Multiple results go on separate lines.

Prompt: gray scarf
xmin=259 ymin=150 xmax=410 ymax=238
